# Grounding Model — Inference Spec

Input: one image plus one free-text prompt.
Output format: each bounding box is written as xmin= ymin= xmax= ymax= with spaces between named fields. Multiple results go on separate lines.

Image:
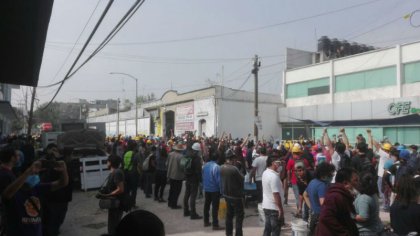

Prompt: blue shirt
xmin=306 ymin=178 xmax=328 ymax=214
xmin=202 ymin=161 xmax=221 ymax=192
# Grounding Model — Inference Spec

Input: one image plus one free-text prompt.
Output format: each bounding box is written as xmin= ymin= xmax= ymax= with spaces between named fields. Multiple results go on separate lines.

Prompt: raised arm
xmin=323 ymin=128 xmax=334 ymax=157
xmin=366 ymin=129 xmax=380 ymax=151
xmin=240 ymin=134 xmax=250 ymax=148
xmin=2 ymin=161 xmax=41 ymax=200
xmin=340 ymin=128 xmax=350 ymax=149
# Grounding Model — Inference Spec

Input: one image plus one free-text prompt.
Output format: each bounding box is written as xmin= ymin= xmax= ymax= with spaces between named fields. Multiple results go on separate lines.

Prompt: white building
xmin=87 ymin=85 xmax=282 ymax=139
xmin=279 ymin=40 xmax=420 ymax=144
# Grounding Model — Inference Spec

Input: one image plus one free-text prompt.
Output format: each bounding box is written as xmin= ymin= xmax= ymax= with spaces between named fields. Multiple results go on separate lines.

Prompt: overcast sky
xmin=11 ymin=0 xmax=420 ymax=108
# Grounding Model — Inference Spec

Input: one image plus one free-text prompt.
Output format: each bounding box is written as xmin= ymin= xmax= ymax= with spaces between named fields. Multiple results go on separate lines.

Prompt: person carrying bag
xmin=97 ymin=175 xmax=120 ymax=210
xmin=96 ymin=155 xmax=125 ymax=235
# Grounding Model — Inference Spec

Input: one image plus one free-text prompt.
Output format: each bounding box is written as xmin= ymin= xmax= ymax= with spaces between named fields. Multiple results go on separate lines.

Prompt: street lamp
xmin=109 ymin=72 xmax=139 ymax=136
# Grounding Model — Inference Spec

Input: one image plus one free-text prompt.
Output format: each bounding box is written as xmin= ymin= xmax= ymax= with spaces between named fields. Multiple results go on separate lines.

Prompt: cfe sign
xmin=388 ymin=101 xmax=411 ymax=115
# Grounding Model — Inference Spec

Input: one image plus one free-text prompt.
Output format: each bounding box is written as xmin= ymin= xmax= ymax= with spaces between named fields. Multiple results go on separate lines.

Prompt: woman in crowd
xmin=390 ymin=175 xmax=420 ymax=235
xmin=353 ymin=172 xmax=383 ymax=236
xmin=98 ymin=155 xmax=125 ymax=235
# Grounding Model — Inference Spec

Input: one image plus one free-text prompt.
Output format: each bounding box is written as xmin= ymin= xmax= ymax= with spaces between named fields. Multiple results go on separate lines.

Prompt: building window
xmin=384 ymin=127 xmax=420 ymax=145
xmin=286 ymin=77 xmax=329 ymax=98
xmin=404 ymin=61 xmax=420 ymax=84
xmin=335 ymin=66 xmax=396 ymax=92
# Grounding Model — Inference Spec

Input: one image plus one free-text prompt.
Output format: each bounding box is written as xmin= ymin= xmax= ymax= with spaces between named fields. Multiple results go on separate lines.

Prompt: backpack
xmin=142 ymin=153 xmax=153 ymax=171
xmin=338 ymin=153 xmax=352 ymax=170
xmin=301 ymin=150 xmax=315 ymax=170
xmin=180 ymin=156 xmax=193 ymax=174
xmin=408 ymin=153 xmax=420 ymax=173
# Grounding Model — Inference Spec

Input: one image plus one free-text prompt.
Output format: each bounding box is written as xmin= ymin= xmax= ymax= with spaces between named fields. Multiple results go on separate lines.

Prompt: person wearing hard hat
xmin=286 ymin=144 xmax=310 ymax=217
xmin=366 ymin=129 xmax=392 ymax=211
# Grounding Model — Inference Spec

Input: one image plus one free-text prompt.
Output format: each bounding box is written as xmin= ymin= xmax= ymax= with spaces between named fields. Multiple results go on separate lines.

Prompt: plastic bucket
xmin=258 ymin=203 xmax=265 ymax=226
xmin=218 ymin=198 xmax=227 ymax=220
xmin=291 ymin=219 xmax=309 ymax=236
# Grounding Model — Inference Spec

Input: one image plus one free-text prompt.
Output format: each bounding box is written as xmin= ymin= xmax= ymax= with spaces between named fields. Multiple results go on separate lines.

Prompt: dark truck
xmin=57 ymin=129 xmax=107 ymax=190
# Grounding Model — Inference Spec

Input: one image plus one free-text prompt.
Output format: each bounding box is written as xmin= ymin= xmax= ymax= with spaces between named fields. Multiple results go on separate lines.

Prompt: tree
xmin=11 ymin=108 xmax=24 ymax=133
xmin=122 ymin=99 xmax=132 ymax=111
xmin=136 ymin=93 xmax=156 ymax=104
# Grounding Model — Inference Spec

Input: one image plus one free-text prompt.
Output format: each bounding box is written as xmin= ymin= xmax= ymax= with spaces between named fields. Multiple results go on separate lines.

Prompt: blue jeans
xmin=292 ymin=184 xmax=299 ymax=208
xmin=263 ymin=209 xmax=282 ymax=236
xmin=377 ymin=176 xmax=383 ymax=199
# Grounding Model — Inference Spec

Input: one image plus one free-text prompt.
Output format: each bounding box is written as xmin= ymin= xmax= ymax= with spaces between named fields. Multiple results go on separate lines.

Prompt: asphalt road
xmin=60 ymin=184 xmax=390 ymax=236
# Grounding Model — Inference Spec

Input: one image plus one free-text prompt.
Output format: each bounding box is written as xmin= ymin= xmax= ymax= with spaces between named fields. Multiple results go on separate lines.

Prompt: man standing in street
xmin=202 ymin=151 xmax=223 ymax=230
xmin=221 ymin=148 xmax=244 ymax=236
xmin=251 ymin=147 xmax=268 ymax=203
xmin=303 ymin=162 xmax=335 ymax=235
xmin=166 ymin=143 xmax=185 ymax=209
xmin=183 ymin=142 xmax=203 ymax=220
xmin=262 ymin=156 xmax=285 ymax=236
xmin=122 ymin=140 xmax=139 ymax=209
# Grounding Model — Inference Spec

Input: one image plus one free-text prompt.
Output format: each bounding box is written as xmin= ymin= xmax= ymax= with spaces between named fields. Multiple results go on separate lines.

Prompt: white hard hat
xmin=192 ymin=142 xmax=201 ymax=151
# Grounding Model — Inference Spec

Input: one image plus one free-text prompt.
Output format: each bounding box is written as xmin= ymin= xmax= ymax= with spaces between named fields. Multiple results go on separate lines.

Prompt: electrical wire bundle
xmin=41 ymin=0 xmax=145 ymax=110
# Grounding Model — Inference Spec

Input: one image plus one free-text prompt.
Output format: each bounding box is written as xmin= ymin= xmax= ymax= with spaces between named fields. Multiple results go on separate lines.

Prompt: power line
xmin=44 ymin=44 xmax=284 ymax=63
xmin=47 ymin=0 xmax=102 ymax=84
xmin=409 ymin=10 xmax=420 ymax=28
xmin=39 ymin=0 xmax=116 ymax=104
xmin=348 ymin=15 xmax=402 ymax=40
xmin=40 ymin=0 xmax=146 ymax=109
xmin=47 ymin=0 xmax=382 ymax=46
xmin=225 ymin=73 xmax=253 ymax=98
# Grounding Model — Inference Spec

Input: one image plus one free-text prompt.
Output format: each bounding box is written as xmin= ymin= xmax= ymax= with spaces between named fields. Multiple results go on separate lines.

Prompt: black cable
xmin=409 ymin=10 xmax=420 ymax=28
xmin=47 ymin=0 xmax=102 ymax=85
xmin=348 ymin=16 xmax=402 ymax=40
xmin=67 ymin=0 xmax=145 ymax=79
xmin=46 ymin=0 xmax=382 ymax=46
xmin=225 ymin=73 xmax=253 ymax=98
xmin=40 ymin=0 xmax=115 ymax=110
xmin=41 ymin=0 xmax=145 ymax=109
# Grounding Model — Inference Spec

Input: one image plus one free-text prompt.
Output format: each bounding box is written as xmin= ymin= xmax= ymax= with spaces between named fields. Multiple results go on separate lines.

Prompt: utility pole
xmin=27 ymin=87 xmax=36 ymax=137
xmin=252 ymin=55 xmax=261 ymax=141
xmin=110 ymin=72 xmax=139 ymax=136
xmin=116 ymin=98 xmax=120 ymax=136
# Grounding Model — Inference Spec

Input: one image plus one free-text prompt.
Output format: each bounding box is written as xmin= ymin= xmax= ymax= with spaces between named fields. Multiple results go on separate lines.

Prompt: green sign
xmin=388 ymin=101 xmax=420 ymax=115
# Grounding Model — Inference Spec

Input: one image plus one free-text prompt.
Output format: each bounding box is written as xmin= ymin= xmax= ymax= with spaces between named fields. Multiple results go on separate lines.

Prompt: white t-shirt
xmin=262 ymin=169 xmax=284 ymax=210
xmin=252 ymin=155 xmax=268 ymax=181
xmin=376 ymin=149 xmax=391 ymax=177
xmin=331 ymin=150 xmax=351 ymax=170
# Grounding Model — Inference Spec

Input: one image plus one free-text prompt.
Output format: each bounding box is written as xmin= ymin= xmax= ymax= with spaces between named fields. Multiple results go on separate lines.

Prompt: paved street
xmin=61 ymin=184 xmax=390 ymax=236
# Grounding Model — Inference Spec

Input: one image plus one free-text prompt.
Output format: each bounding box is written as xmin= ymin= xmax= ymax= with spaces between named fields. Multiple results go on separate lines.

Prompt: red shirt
xmin=286 ymin=155 xmax=309 ymax=184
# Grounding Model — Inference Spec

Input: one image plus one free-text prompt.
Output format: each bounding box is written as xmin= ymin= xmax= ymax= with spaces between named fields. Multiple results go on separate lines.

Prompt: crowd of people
xmin=0 ymin=128 xmax=419 ymax=236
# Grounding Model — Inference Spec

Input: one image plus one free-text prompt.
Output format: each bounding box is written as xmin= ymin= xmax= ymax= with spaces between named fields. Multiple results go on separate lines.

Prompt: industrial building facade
xmin=87 ymin=85 xmax=281 ymax=139
xmin=279 ymin=40 xmax=420 ymax=144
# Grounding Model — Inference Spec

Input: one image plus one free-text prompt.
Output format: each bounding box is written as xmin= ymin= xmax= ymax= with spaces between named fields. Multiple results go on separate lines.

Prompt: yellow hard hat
xmin=292 ymin=145 xmax=302 ymax=153
xmin=284 ymin=142 xmax=291 ymax=150
xmin=146 ymin=139 xmax=152 ymax=144
xmin=382 ymin=143 xmax=392 ymax=151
